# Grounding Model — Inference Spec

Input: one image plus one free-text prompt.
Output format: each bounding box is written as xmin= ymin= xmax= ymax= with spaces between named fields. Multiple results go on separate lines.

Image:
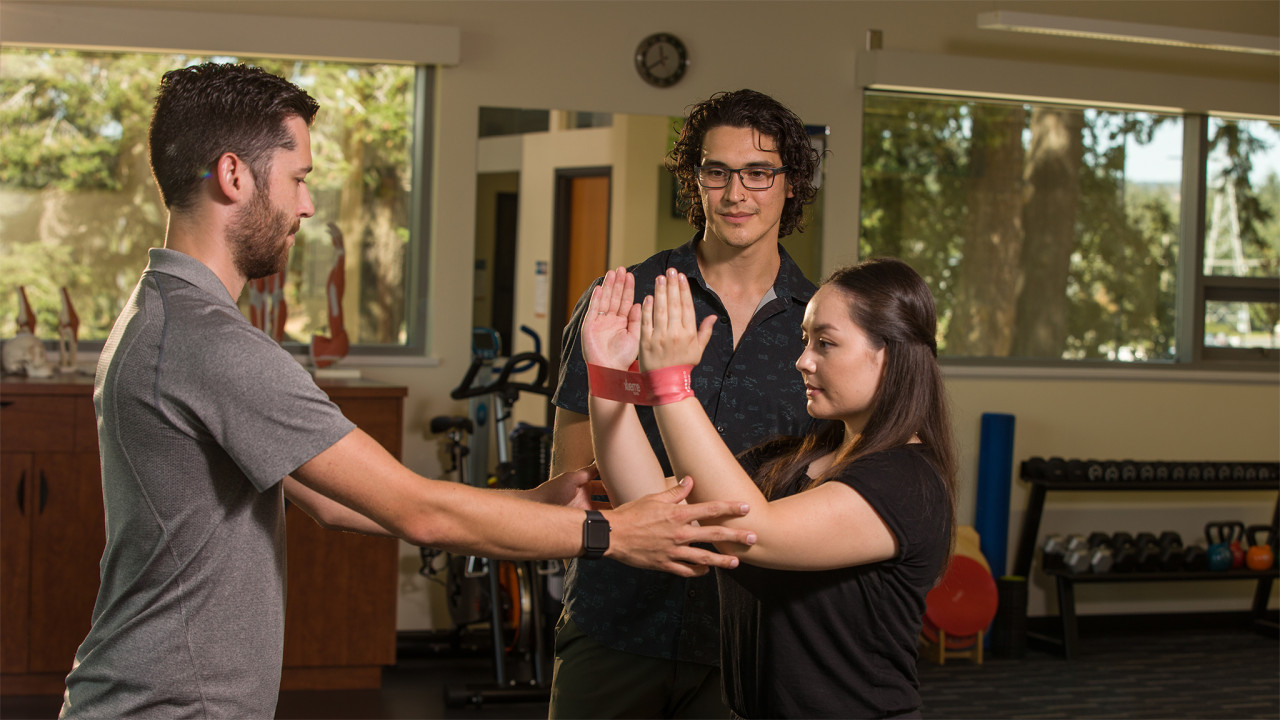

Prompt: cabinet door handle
xmin=39 ymin=470 xmax=49 ymax=514
xmin=0 ymin=400 xmax=13 ymax=408
xmin=17 ymin=471 xmax=25 ymax=515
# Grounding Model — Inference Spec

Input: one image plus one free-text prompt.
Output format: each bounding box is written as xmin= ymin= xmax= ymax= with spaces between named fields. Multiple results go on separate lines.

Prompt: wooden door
xmin=549 ymin=169 xmax=611 ymax=412
xmin=564 ymin=175 xmax=611 ymax=322
xmin=27 ymin=451 xmax=105 ymax=672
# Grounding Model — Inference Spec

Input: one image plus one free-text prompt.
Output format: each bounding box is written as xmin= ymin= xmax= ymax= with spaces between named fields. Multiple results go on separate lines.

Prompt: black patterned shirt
xmin=552 ymin=233 xmax=816 ymax=663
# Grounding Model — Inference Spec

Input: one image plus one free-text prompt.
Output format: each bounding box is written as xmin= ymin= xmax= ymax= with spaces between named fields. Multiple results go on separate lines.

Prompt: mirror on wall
xmin=472 ymin=106 xmax=826 ymax=373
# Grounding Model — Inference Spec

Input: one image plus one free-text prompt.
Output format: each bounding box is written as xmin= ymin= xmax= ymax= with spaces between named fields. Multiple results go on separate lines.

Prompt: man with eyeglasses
xmin=548 ymin=89 xmax=823 ymax=719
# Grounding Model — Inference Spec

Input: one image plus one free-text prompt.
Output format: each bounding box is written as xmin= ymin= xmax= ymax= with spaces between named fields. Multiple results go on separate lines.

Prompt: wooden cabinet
xmin=0 ymin=380 xmax=104 ymax=695
xmin=281 ymin=380 xmax=405 ymax=690
xmin=0 ymin=376 xmax=406 ymax=694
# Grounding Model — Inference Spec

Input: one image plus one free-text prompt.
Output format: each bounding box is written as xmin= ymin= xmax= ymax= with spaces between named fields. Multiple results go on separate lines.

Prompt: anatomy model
xmin=2 ymin=286 xmax=53 ymax=378
xmin=248 ymin=264 xmax=288 ymax=343
xmin=57 ymin=286 xmax=80 ymax=372
xmin=309 ymin=223 xmax=350 ymax=369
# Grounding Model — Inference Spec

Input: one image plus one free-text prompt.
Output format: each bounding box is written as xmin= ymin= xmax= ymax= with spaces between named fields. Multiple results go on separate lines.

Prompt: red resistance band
xmin=587 ymin=363 xmax=695 ymax=406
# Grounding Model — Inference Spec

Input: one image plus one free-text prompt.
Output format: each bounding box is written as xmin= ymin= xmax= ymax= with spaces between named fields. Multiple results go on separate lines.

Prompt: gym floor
xmin=5 ymin=617 xmax=1276 ymax=719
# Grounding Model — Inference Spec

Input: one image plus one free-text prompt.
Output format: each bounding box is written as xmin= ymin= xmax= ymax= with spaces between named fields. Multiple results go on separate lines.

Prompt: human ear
xmin=214 ymin=152 xmax=252 ymax=202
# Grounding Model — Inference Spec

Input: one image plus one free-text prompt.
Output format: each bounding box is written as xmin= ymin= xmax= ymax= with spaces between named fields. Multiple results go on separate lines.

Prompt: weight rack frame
xmin=1012 ymin=472 xmax=1279 ymax=660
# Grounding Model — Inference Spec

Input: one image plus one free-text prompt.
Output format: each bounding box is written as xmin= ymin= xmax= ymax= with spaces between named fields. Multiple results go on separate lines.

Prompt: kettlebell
xmin=1205 ymin=522 xmax=1233 ymax=572
xmin=1227 ymin=521 xmax=1247 ymax=570
xmin=1246 ymin=525 xmax=1275 ymax=571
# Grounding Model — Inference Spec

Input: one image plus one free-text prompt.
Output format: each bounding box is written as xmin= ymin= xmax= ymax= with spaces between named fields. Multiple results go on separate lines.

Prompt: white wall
xmin=4 ymin=0 xmax=1278 ymax=630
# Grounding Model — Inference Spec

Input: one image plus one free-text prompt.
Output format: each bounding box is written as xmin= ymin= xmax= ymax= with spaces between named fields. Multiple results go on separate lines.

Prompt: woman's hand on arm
xmin=519 ymin=463 xmax=597 ymax=509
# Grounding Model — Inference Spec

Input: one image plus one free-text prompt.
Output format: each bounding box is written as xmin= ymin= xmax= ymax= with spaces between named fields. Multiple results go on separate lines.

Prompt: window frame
xmin=855 ymin=50 xmax=1279 ymax=373
xmin=0 ymin=3 xmax=459 ymax=361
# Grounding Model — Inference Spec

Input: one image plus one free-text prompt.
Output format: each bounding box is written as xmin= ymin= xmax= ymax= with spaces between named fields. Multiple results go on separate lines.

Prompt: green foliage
xmin=859 ymin=92 xmax=1277 ymax=361
xmin=0 ymin=48 xmax=416 ymax=345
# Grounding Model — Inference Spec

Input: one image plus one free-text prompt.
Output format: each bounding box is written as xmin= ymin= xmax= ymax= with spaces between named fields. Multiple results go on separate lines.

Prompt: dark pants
xmin=548 ymin=615 xmax=731 ymax=719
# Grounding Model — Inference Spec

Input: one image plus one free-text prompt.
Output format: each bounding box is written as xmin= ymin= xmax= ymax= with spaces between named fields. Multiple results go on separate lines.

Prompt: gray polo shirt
xmin=62 ymin=248 xmax=354 ymax=719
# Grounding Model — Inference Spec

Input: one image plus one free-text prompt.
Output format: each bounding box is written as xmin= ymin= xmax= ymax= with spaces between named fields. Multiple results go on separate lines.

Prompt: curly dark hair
xmin=149 ymin=62 xmax=319 ymax=210
xmin=664 ymin=89 xmax=822 ymax=238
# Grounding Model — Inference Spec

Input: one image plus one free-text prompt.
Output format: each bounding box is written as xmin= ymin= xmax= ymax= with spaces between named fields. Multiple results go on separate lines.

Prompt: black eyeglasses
xmin=695 ymin=165 xmax=789 ymax=190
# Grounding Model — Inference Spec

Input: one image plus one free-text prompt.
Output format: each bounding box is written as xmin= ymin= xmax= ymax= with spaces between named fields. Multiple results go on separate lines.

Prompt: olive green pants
xmin=547 ymin=615 xmax=731 ymax=719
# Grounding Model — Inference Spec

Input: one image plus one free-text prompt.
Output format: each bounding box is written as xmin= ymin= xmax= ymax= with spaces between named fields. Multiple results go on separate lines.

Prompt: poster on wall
xmin=534 ymin=260 xmax=548 ymax=319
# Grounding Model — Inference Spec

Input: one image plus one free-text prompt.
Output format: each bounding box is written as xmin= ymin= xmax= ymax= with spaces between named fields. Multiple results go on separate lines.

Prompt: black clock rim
xmin=634 ymin=33 xmax=688 ymax=87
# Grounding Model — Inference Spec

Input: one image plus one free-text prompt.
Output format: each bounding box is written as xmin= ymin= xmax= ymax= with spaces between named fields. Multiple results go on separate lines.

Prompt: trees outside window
xmin=0 ymin=48 xmax=422 ymax=350
xmin=860 ymin=90 xmax=1278 ymax=365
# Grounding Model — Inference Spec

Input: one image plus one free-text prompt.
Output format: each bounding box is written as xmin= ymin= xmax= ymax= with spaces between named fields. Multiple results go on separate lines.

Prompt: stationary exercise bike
xmin=425 ymin=326 xmax=558 ymax=707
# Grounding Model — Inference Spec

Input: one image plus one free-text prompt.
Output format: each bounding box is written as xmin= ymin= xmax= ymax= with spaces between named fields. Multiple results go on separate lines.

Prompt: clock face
xmin=634 ymin=33 xmax=688 ymax=87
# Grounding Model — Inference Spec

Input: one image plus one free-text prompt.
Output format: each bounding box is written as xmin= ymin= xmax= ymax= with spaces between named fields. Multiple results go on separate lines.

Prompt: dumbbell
xmin=1045 ymin=457 xmax=1068 ymax=482
xmin=1066 ymin=459 xmax=1088 ymax=482
xmin=1041 ymin=534 xmax=1068 ymax=571
xmin=1111 ymin=532 xmax=1139 ymax=572
xmin=1042 ymin=534 xmax=1091 ymax=573
xmin=1157 ymin=531 xmax=1184 ymax=572
xmin=1120 ymin=460 xmax=1138 ymax=482
xmin=1103 ymin=461 xmax=1121 ymax=483
xmin=1086 ymin=459 xmax=1105 ymax=482
xmin=1182 ymin=542 xmax=1210 ymax=572
xmin=1135 ymin=532 xmax=1163 ymax=572
xmin=1021 ymin=457 xmax=1048 ymax=480
xmin=1251 ymin=463 xmax=1279 ymax=483
xmin=1138 ymin=462 xmax=1156 ymax=482
xmin=1170 ymin=463 xmax=1187 ymax=482
xmin=1083 ymin=533 xmax=1114 ymax=573
xmin=1154 ymin=462 xmax=1171 ymax=482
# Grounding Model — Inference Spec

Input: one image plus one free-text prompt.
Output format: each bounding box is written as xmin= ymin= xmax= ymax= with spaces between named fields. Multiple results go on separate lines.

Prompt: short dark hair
xmin=664 ymin=89 xmax=821 ymax=238
xmin=148 ymin=62 xmax=319 ymax=210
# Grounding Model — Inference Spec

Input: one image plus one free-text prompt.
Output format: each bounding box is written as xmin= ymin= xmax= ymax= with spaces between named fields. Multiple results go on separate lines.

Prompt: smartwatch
xmin=582 ymin=510 xmax=611 ymax=559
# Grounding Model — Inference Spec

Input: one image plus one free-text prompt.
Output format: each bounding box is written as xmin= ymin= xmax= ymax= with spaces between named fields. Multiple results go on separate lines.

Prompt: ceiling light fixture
xmin=977 ymin=11 xmax=1280 ymax=56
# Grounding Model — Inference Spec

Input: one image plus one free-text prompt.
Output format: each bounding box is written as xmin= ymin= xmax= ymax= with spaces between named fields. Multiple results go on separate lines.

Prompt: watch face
xmin=635 ymin=33 xmax=688 ymax=87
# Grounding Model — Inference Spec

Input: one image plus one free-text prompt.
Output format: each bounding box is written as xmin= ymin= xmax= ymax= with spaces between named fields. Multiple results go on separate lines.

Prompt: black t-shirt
xmin=720 ymin=443 xmax=952 ymax=718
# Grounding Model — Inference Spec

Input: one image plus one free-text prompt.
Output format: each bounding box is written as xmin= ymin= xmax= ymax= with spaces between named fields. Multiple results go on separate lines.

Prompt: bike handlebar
xmin=449 ymin=350 xmax=552 ymax=401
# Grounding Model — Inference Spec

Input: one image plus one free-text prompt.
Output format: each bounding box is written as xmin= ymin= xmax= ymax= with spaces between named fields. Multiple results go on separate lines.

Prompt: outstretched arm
xmin=582 ymin=267 xmax=672 ymax=504
xmin=291 ymin=426 xmax=757 ymax=576
xmin=641 ymin=269 xmax=897 ymax=571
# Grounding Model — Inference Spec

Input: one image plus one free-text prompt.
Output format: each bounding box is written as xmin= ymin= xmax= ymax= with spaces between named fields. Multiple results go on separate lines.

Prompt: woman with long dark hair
xmin=583 ymin=257 xmax=956 ymax=718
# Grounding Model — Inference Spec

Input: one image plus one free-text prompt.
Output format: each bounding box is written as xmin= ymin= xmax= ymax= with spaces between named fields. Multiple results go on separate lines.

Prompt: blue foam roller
xmin=974 ymin=412 xmax=1016 ymax=578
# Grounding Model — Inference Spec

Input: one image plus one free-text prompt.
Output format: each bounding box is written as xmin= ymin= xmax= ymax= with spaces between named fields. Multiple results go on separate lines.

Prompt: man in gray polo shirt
xmin=60 ymin=62 xmax=758 ymax=719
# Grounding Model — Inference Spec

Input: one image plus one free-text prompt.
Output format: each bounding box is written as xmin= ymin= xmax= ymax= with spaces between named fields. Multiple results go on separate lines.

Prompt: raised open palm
xmin=581 ymin=267 xmax=642 ymax=370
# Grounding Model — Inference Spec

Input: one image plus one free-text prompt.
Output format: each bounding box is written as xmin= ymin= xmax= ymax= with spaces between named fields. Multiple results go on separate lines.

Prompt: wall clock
xmin=634 ymin=32 xmax=689 ymax=88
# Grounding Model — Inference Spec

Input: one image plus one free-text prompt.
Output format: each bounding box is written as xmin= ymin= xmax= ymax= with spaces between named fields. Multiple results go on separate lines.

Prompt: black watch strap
xmin=582 ymin=509 xmax=610 ymax=559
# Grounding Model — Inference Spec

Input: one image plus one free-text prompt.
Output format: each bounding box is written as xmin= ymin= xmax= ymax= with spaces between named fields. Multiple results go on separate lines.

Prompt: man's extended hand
xmin=602 ymin=477 xmax=756 ymax=576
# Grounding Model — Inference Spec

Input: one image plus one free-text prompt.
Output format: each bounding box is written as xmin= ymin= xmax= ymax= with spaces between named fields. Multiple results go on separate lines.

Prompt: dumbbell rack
xmin=1012 ymin=472 xmax=1279 ymax=660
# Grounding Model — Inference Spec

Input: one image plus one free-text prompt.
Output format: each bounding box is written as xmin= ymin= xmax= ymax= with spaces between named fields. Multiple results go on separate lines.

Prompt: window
xmin=1200 ymin=117 xmax=1280 ymax=359
xmin=0 ymin=47 xmax=430 ymax=353
xmin=860 ymin=89 xmax=1278 ymax=366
